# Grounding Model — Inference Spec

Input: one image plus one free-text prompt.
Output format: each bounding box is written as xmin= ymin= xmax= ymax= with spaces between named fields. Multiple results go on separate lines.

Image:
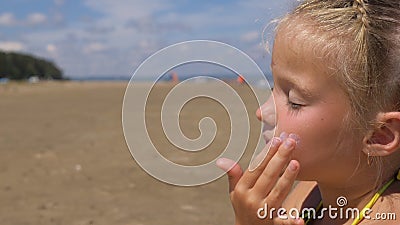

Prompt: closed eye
xmin=286 ymin=99 xmax=304 ymax=112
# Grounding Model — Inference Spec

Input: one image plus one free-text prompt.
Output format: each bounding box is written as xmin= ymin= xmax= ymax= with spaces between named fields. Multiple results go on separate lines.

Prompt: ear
xmin=363 ymin=112 xmax=400 ymax=157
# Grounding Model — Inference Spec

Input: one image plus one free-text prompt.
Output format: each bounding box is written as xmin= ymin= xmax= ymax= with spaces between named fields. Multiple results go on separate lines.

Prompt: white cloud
xmin=241 ymin=31 xmax=260 ymax=43
xmin=83 ymin=42 xmax=108 ymax=54
xmin=27 ymin=13 xmax=47 ymax=26
xmin=0 ymin=41 xmax=25 ymax=52
xmin=5 ymin=1 xmax=293 ymax=77
xmin=46 ymin=44 xmax=57 ymax=53
xmin=0 ymin=12 xmax=48 ymax=27
xmin=0 ymin=13 xmax=17 ymax=26
xmin=84 ymin=0 xmax=171 ymax=20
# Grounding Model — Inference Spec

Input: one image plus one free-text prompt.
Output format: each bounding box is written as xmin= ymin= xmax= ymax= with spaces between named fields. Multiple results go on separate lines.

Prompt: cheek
xmin=276 ymin=102 xmax=347 ymax=161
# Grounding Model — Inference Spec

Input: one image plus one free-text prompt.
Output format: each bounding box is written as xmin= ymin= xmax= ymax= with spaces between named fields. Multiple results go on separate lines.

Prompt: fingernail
xmin=270 ymin=137 xmax=281 ymax=148
xmin=284 ymin=138 xmax=294 ymax=148
xmin=216 ymin=158 xmax=236 ymax=172
xmin=295 ymin=217 xmax=303 ymax=225
xmin=288 ymin=133 xmax=300 ymax=145
xmin=279 ymin=132 xmax=288 ymax=141
xmin=289 ymin=160 xmax=298 ymax=171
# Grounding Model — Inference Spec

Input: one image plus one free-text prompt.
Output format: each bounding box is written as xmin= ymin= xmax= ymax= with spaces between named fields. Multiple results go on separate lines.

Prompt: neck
xmin=318 ymin=181 xmax=372 ymax=211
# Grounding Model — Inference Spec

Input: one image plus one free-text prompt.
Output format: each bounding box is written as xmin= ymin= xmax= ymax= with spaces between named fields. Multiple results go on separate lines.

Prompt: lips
xmin=262 ymin=122 xmax=275 ymax=144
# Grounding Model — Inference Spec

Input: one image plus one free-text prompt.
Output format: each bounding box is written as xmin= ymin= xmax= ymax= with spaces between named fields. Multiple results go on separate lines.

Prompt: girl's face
xmin=260 ymin=30 xmax=364 ymax=183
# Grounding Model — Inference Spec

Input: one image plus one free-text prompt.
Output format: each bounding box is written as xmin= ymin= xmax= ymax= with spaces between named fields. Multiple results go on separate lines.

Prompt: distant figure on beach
xmin=170 ymin=72 xmax=179 ymax=83
xmin=236 ymin=74 xmax=245 ymax=85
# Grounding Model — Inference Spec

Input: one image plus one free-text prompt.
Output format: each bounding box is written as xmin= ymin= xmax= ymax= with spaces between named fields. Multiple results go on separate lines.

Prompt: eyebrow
xmin=275 ymin=74 xmax=314 ymax=99
xmin=271 ymin=58 xmax=317 ymax=99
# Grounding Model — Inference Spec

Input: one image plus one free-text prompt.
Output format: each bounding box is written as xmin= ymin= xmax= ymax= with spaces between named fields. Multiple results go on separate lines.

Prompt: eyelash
xmin=272 ymin=85 xmax=305 ymax=113
xmin=286 ymin=98 xmax=303 ymax=111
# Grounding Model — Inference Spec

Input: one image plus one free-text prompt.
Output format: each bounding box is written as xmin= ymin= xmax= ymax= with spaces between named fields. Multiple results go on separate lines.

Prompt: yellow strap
xmin=351 ymin=178 xmax=395 ymax=225
xmin=352 ymin=169 xmax=400 ymax=225
xmin=305 ymin=170 xmax=399 ymax=225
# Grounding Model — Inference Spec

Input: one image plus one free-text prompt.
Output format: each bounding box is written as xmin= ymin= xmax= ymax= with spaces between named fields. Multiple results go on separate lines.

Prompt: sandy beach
xmin=0 ymin=81 xmax=266 ymax=225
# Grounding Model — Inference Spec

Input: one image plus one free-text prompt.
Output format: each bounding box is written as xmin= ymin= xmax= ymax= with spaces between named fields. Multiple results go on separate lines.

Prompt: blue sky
xmin=0 ymin=0 xmax=294 ymax=78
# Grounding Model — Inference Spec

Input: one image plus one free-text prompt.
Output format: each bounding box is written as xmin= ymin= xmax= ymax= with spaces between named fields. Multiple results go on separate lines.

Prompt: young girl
xmin=216 ymin=0 xmax=400 ymax=224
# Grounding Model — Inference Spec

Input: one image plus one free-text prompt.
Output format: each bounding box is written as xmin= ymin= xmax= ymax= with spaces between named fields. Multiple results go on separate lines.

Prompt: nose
xmin=256 ymin=94 xmax=276 ymax=127
xmin=256 ymin=106 xmax=263 ymax=121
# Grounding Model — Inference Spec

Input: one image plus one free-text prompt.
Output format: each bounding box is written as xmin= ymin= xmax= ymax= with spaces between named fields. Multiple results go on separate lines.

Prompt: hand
xmin=217 ymin=135 xmax=304 ymax=225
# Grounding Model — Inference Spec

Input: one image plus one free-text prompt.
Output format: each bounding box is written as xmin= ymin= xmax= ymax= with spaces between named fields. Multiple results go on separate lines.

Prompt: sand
xmin=0 ymin=81 xmax=266 ymax=225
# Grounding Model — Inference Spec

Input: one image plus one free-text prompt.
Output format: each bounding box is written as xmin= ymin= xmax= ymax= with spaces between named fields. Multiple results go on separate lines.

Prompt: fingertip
xmin=295 ymin=218 xmax=305 ymax=225
xmin=288 ymin=160 xmax=300 ymax=172
xmin=270 ymin=137 xmax=282 ymax=148
xmin=278 ymin=217 xmax=305 ymax=225
xmin=217 ymin=158 xmax=243 ymax=192
xmin=288 ymin=133 xmax=300 ymax=145
xmin=216 ymin=158 xmax=236 ymax=172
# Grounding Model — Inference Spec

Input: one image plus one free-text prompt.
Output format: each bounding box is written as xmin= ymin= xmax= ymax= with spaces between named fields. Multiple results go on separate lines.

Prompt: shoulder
xmin=363 ymin=181 xmax=400 ymax=224
xmin=282 ymin=181 xmax=320 ymax=210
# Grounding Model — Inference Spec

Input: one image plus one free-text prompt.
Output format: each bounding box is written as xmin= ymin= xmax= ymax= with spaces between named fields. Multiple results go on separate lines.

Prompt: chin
xmin=295 ymin=170 xmax=316 ymax=181
xmin=262 ymin=129 xmax=275 ymax=144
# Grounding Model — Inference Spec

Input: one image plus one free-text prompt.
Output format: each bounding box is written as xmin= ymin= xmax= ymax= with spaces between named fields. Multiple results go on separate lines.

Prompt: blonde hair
xmin=276 ymin=0 xmax=400 ymax=130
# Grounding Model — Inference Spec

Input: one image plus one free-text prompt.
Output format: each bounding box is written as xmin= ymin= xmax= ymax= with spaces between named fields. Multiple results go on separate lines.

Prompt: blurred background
xmin=0 ymin=1 xmax=290 ymax=224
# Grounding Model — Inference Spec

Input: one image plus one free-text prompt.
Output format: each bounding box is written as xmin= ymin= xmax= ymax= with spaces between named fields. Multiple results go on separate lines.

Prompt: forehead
xmin=274 ymin=16 xmax=342 ymax=65
xmin=272 ymin=24 xmax=325 ymax=71
xmin=271 ymin=27 xmax=332 ymax=75
xmin=271 ymin=25 xmax=340 ymax=94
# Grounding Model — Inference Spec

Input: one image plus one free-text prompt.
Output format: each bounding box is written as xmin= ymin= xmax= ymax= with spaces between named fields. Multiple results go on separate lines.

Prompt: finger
xmin=273 ymin=217 xmax=305 ymax=225
xmin=253 ymin=137 xmax=296 ymax=195
xmin=248 ymin=140 xmax=272 ymax=171
xmin=250 ymin=132 xmax=290 ymax=173
xmin=265 ymin=160 xmax=300 ymax=205
xmin=216 ymin=158 xmax=243 ymax=192
xmin=237 ymin=137 xmax=282 ymax=188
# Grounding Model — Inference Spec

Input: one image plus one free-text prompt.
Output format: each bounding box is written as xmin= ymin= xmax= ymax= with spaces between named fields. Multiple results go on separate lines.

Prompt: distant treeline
xmin=0 ymin=51 xmax=64 ymax=80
